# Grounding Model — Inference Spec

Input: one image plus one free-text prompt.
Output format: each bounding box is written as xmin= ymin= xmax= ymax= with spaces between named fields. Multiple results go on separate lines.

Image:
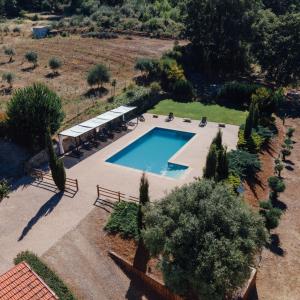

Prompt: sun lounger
xmin=199 ymin=117 xmax=207 ymax=127
xmin=139 ymin=115 xmax=145 ymax=122
xmin=165 ymin=112 xmax=174 ymax=122
xmin=184 ymin=118 xmax=191 ymax=123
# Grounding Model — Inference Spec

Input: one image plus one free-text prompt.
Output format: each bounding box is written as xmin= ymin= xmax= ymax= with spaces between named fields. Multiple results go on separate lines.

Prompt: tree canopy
xmin=7 ymin=83 xmax=64 ymax=148
xmin=143 ymin=180 xmax=267 ymax=300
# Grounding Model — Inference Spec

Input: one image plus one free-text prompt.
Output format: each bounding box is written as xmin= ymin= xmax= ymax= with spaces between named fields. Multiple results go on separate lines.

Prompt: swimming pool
xmin=106 ymin=127 xmax=195 ymax=178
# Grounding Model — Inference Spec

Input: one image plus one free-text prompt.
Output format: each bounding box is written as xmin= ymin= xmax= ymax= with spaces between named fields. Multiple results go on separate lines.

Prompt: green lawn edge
xmin=148 ymin=99 xmax=248 ymax=126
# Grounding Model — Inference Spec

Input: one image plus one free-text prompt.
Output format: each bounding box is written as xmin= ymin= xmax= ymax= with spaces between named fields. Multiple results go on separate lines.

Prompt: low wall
xmin=109 ymin=251 xmax=257 ymax=300
xmin=108 ymin=251 xmax=183 ymax=300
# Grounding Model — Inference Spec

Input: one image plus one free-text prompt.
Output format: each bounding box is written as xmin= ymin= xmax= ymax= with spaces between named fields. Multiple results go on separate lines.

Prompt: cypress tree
xmin=137 ymin=173 xmax=150 ymax=234
xmin=244 ymin=103 xmax=254 ymax=140
xmin=203 ymin=144 xmax=217 ymax=179
xmin=46 ymin=132 xmax=66 ymax=191
xmin=212 ymin=129 xmax=223 ymax=151
xmin=252 ymin=103 xmax=259 ymax=129
xmin=216 ymin=147 xmax=229 ymax=181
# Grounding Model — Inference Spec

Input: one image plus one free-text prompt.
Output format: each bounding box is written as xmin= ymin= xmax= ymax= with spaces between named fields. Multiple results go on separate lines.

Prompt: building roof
xmin=0 ymin=262 xmax=58 ymax=300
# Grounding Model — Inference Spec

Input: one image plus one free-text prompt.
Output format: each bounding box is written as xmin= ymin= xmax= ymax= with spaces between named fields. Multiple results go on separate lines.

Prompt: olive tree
xmin=49 ymin=57 xmax=62 ymax=75
xmin=2 ymin=72 xmax=15 ymax=89
xmin=0 ymin=179 xmax=10 ymax=202
xmin=7 ymin=83 xmax=64 ymax=148
xmin=87 ymin=64 xmax=110 ymax=89
xmin=25 ymin=51 xmax=38 ymax=68
xmin=4 ymin=47 xmax=15 ymax=63
xmin=143 ymin=180 xmax=267 ymax=300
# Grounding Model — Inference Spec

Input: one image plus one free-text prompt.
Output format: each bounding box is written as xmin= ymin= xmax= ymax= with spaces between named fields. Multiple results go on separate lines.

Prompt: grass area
xmin=149 ymin=99 xmax=248 ymax=126
xmin=105 ymin=201 xmax=139 ymax=240
xmin=14 ymin=251 xmax=76 ymax=300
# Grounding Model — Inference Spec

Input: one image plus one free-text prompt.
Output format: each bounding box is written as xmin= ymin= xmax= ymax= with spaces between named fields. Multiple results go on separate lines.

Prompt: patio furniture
xmin=199 ymin=117 xmax=207 ymax=127
xmin=121 ymin=121 xmax=128 ymax=131
xmin=165 ymin=112 xmax=174 ymax=122
xmin=153 ymin=114 xmax=158 ymax=118
xmin=103 ymin=127 xmax=114 ymax=139
xmin=139 ymin=115 xmax=145 ymax=122
xmin=183 ymin=118 xmax=192 ymax=123
xmin=82 ymin=140 xmax=92 ymax=151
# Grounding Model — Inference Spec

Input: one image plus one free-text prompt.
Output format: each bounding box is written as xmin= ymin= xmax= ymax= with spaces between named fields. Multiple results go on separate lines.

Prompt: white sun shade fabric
xmin=59 ymin=125 xmax=93 ymax=138
xmin=58 ymin=106 xmax=136 ymax=154
xmin=110 ymin=106 xmax=136 ymax=114
xmin=96 ymin=111 xmax=123 ymax=121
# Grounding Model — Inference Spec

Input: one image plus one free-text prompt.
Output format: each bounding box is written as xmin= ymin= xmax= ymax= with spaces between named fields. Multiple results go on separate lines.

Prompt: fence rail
xmin=31 ymin=168 xmax=79 ymax=193
xmin=96 ymin=185 xmax=138 ymax=204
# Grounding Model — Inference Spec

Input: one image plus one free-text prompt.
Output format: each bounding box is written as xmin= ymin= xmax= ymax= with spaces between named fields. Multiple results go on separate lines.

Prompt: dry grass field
xmin=0 ymin=25 xmax=175 ymax=121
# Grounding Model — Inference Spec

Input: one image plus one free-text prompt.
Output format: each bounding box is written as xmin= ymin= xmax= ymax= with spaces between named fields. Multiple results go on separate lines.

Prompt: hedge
xmin=14 ymin=251 xmax=76 ymax=300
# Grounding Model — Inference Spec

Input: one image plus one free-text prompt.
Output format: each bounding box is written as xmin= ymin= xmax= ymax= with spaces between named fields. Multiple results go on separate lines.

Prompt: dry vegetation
xmin=0 ymin=21 xmax=175 ymax=122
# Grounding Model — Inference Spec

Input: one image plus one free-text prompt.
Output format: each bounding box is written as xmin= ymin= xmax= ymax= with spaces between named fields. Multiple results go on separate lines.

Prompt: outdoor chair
xmin=103 ymin=127 xmax=114 ymax=139
xmin=199 ymin=117 xmax=207 ymax=127
xmin=138 ymin=115 xmax=145 ymax=122
xmin=165 ymin=112 xmax=174 ymax=122
xmin=121 ymin=121 xmax=128 ymax=131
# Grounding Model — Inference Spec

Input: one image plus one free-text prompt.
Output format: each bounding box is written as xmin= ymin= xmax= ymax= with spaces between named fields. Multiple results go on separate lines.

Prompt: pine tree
xmin=203 ymin=144 xmax=218 ymax=179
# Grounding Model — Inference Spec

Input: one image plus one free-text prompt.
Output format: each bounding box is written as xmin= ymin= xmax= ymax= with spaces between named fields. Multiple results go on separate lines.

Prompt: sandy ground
xmin=42 ymin=207 xmax=163 ymax=300
xmin=256 ymin=117 xmax=300 ymax=300
xmin=0 ymin=33 xmax=175 ymax=119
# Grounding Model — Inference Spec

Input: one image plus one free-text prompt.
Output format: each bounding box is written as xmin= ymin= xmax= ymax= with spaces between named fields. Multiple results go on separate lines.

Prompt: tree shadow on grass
xmin=266 ymin=234 xmax=285 ymax=256
xmin=84 ymin=87 xmax=108 ymax=98
xmin=18 ymin=191 xmax=63 ymax=241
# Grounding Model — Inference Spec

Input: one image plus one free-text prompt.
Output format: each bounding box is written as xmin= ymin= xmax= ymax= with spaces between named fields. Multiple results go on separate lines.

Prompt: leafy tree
xmin=46 ymin=131 xmax=66 ymax=191
xmin=274 ymin=160 xmax=284 ymax=177
xmin=263 ymin=0 xmax=300 ymax=15
xmin=184 ymin=0 xmax=261 ymax=74
xmin=48 ymin=57 xmax=62 ymax=75
xmin=264 ymin=207 xmax=282 ymax=230
xmin=281 ymin=145 xmax=291 ymax=161
xmin=4 ymin=47 xmax=15 ymax=63
xmin=25 ymin=51 xmax=38 ymax=68
xmin=268 ymin=176 xmax=286 ymax=200
xmin=0 ymin=179 xmax=10 ymax=202
xmin=87 ymin=64 xmax=110 ymax=88
xmin=135 ymin=57 xmax=157 ymax=77
xmin=143 ymin=180 xmax=267 ymax=299
xmin=7 ymin=83 xmax=64 ymax=148
xmin=171 ymin=79 xmax=194 ymax=101
xmin=2 ymin=72 xmax=14 ymax=89
xmin=203 ymin=144 xmax=217 ymax=179
xmin=253 ymin=11 xmax=300 ymax=84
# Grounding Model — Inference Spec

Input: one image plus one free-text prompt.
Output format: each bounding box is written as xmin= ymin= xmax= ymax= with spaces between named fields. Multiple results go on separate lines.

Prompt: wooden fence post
xmin=97 ymin=185 xmax=100 ymax=199
xmin=76 ymin=179 xmax=79 ymax=191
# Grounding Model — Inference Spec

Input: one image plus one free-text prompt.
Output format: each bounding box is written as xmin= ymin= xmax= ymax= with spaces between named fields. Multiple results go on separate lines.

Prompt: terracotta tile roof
xmin=0 ymin=262 xmax=58 ymax=300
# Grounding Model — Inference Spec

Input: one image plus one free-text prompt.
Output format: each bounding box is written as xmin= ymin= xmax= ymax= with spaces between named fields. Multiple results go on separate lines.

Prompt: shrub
xmin=228 ymin=150 xmax=261 ymax=179
xmin=259 ymin=200 xmax=273 ymax=210
xmin=274 ymin=160 xmax=284 ymax=177
xmin=286 ymin=127 xmax=295 ymax=138
xmin=268 ymin=176 xmax=286 ymax=200
xmin=105 ymin=201 xmax=139 ymax=240
xmin=12 ymin=26 xmax=21 ymax=33
xmin=49 ymin=57 xmax=62 ymax=74
xmin=0 ymin=179 xmax=10 ymax=202
xmin=143 ymin=180 xmax=267 ymax=299
xmin=218 ymin=81 xmax=260 ymax=108
xmin=87 ymin=64 xmax=110 ymax=88
xmin=281 ymin=145 xmax=291 ymax=161
xmin=225 ymin=173 xmax=241 ymax=193
xmin=135 ymin=57 xmax=157 ymax=76
xmin=264 ymin=208 xmax=282 ymax=230
xmin=149 ymin=81 xmax=161 ymax=94
xmin=7 ymin=83 xmax=64 ymax=149
xmin=14 ymin=251 xmax=76 ymax=300
xmin=25 ymin=51 xmax=38 ymax=67
xmin=256 ymin=125 xmax=274 ymax=143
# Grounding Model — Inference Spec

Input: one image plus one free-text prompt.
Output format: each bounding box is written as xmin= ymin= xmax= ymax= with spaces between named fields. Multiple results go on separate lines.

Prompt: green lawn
xmin=148 ymin=99 xmax=247 ymax=126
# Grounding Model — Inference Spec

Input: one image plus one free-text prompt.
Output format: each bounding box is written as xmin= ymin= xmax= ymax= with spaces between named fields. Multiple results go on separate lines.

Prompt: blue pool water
xmin=106 ymin=127 xmax=195 ymax=178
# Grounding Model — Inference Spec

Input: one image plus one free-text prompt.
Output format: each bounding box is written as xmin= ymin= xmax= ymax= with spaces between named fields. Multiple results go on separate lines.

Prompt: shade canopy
xmin=58 ymin=106 xmax=136 ymax=154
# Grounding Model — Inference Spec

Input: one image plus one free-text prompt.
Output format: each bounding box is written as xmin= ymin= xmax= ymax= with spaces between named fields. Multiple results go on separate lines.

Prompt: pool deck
xmin=0 ymin=114 xmax=238 ymax=272
xmin=67 ymin=113 xmax=239 ymax=199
